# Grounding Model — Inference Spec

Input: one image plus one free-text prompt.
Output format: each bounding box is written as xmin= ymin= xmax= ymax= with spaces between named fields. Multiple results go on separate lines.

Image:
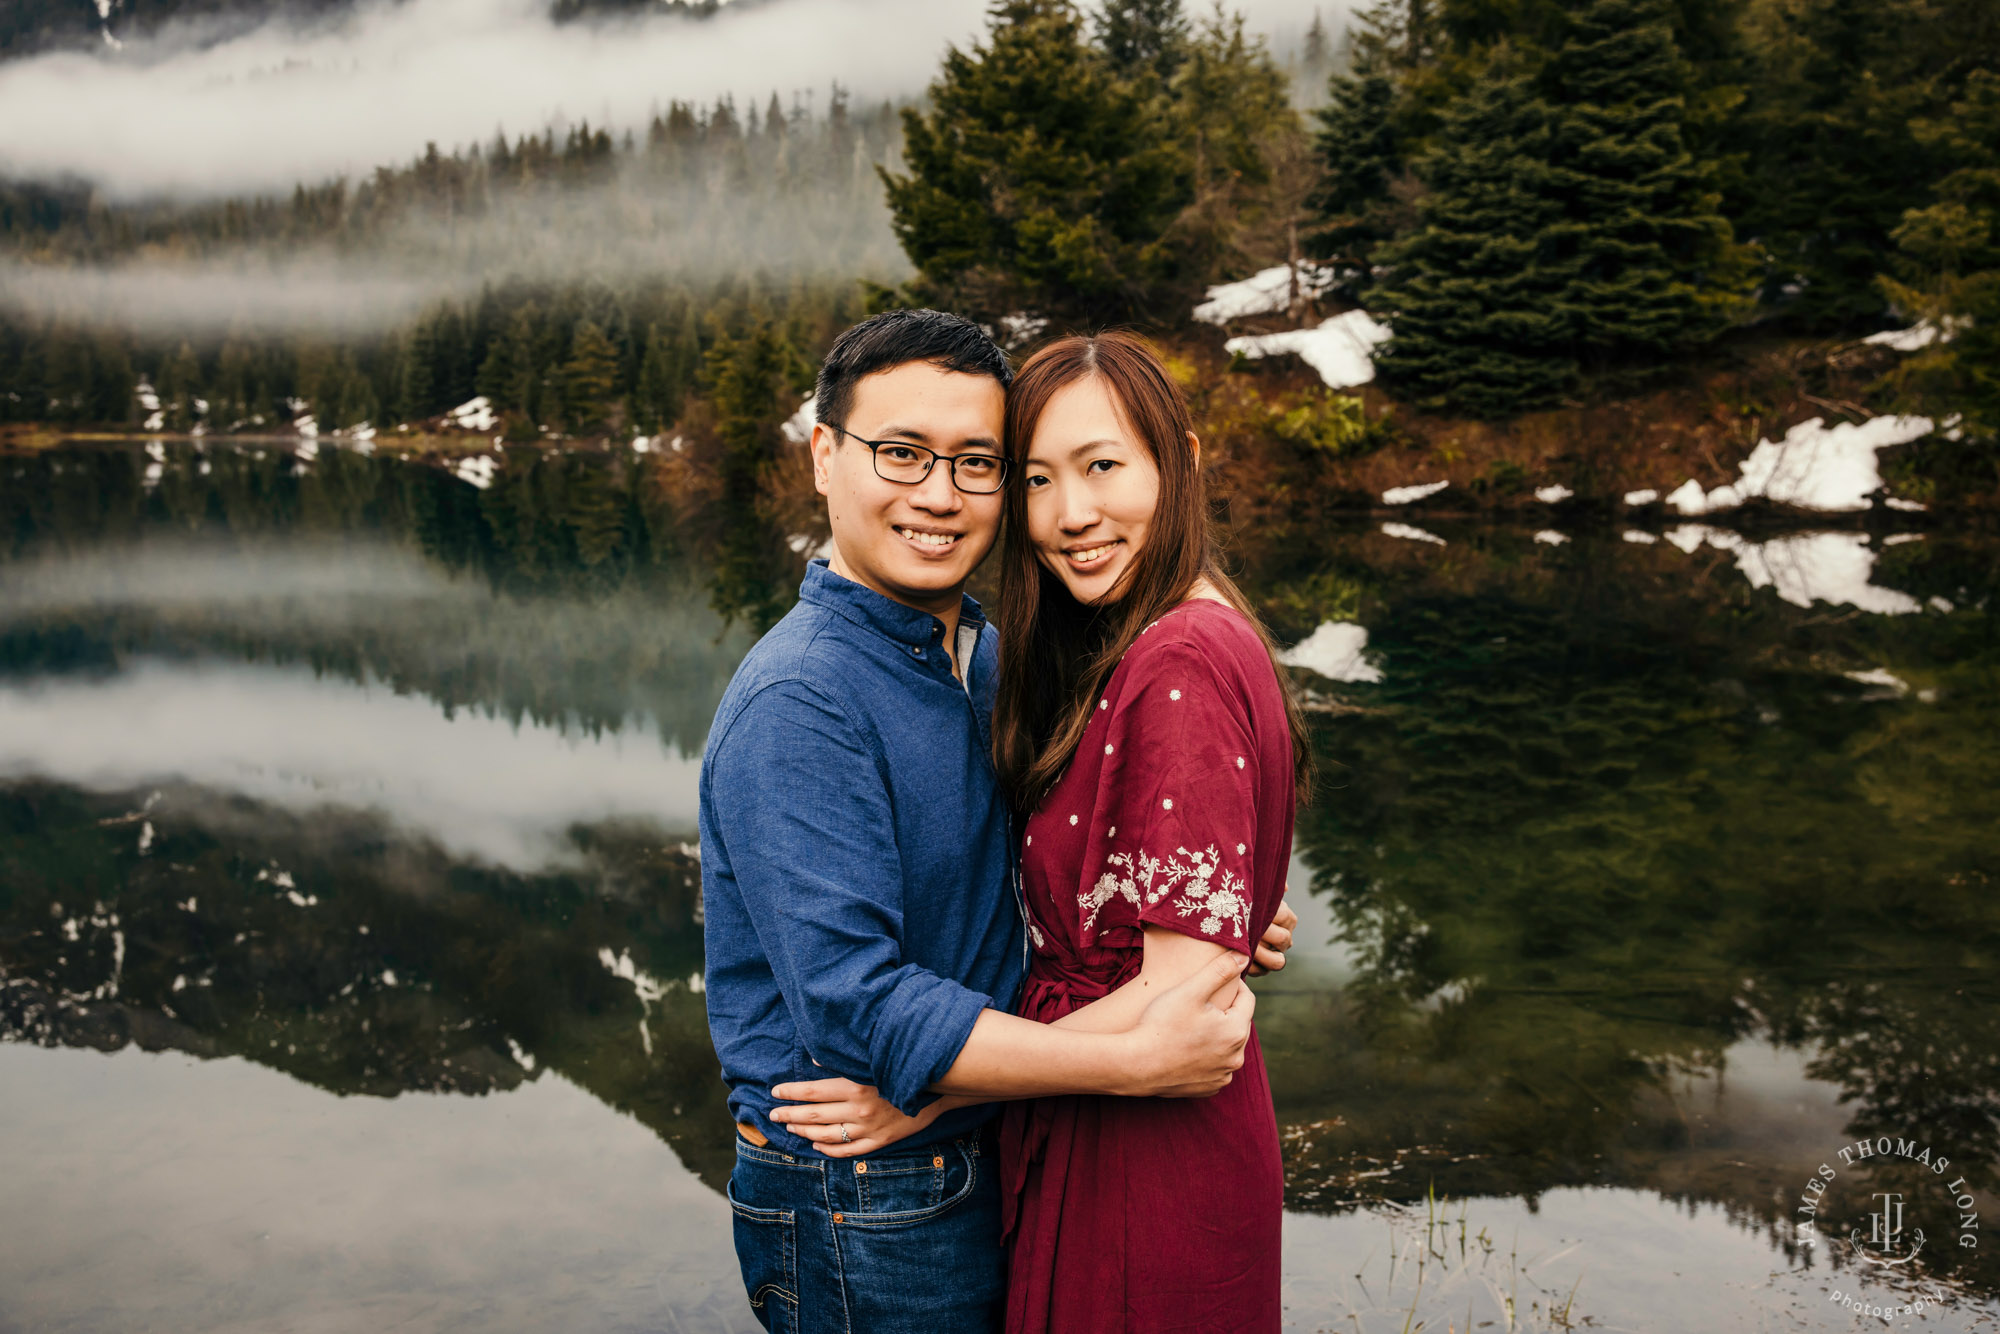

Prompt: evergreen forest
xmin=1 ymin=0 xmax=1996 ymax=449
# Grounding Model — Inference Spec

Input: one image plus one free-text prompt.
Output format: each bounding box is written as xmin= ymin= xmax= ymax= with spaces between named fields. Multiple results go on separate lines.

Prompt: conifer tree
xmin=1093 ymin=0 xmax=1189 ymax=82
xmin=396 ymin=324 xmax=436 ymax=423
xmin=1304 ymin=9 xmax=1329 ymax=67
xmin=161 ymin=340 xmax=203 ymax=430
xmin=561 ymin=320 xmax=620 ymax=434
xmin=1882 ymin=70 xmax=2000 ymax=433
xmin=1310 ymin=0 xmax=1409 ymax=272
xmin=633 ymin=322 xmax=680 ymax=433
xmin=1735 ymin=0 xmax=1934 ymax=328
xmin=882 ymin=0 xmax=1189 ymax=317
xmin=703 ymin=321 xmax=798 ymax=629
xmin=1374 ymin=0 xmax=1746 ymax=416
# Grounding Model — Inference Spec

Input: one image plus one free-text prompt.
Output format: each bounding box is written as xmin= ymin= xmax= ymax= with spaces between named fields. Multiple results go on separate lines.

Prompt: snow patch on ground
xmin=786 ymin=532 xmax=834 ymax=561
xmin=446 ymin=397 xmax=497 ymax=432
xmin=1863 ymin=318 xmax=1964 ymax=352
xmin=1382 ymin=479 xmax=1449 ymax=505
xmin=1382 ymin=522 xmax=1446 ymax=546
xmin=1226 ymin=309 xmax=1391 ymax=390
xmin=1194 ymin=264 xmax=1338 ymax=325
xmin=1844 ymin=668 xmax=1910 ymax=696
xmin=1277 ymin=621 xmax=1383 ymax=683
xmin=1534 ymin=485 xmax=1573 ymax=503
xmin=780 ymin=395 xmax=817 ymax=446
xmin=1623 ymin=530 xmax=1659 ymax=544
xmin=1624 ymin=489 xmax=1659 ymax=506
xmin=1534 ymin=530 xmax=1568 ymax=545
xmin=1664 ymin=415 xmax=1933 ymax=514
xmin=1661 ymin=526 xmax=1923 ymax=615
xmin=294 ymin=415 xmax=319 ymax=440
xmin=997 ymin=313 xmax=1050 ymax=350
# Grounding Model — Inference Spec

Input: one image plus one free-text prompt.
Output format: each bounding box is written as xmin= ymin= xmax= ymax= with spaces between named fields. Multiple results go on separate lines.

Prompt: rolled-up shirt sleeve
xmin=705 ymin=678 xmax=996 ymax=1113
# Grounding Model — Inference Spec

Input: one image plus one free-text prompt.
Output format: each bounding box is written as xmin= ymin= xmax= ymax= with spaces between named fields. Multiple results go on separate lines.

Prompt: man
xmin=700 ymin=310 xmax=1294 ymax=1333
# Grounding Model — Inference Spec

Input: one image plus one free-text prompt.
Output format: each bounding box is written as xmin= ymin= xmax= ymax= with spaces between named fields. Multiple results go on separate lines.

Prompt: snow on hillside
xmin=446 ymin=397 xmax=497 ymax=432
xmin=1225 ymin=310 xmax=1392 ymax=390
xmin=1193 ymin=264 xmax=1338 ymax=325
xmin=1662 ymin=415 xmax=1933 ymax=515
xmin=1383 ymin=479 xmax=1448 ymax=505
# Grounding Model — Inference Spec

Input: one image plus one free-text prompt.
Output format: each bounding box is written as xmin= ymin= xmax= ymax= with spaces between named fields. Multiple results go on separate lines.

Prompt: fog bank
xmin=0 ymin=0 xmax=1348 ymax=200
xmin=0 ymin=0 xmax=986 ymax=199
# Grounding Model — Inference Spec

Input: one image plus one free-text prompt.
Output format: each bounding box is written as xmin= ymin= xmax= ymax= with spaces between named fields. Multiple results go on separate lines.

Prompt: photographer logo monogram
xmin=1795 ymin=1135 xmax=1983 ymax=1320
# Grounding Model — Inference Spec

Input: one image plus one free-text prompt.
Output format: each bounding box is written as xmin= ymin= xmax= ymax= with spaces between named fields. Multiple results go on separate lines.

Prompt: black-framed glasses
xmin=828 ymin=423 xmax=1011 ymax=494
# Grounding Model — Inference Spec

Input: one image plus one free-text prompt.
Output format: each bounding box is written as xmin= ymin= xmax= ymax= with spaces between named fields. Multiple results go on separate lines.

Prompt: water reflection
xmin=1 ymin=660 xmax=703 ymax=867
xmin=2 ymin=439 xmax=1997 ymax=1330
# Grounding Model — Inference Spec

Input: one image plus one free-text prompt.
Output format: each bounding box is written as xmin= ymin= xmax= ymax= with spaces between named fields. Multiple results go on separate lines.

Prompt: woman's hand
xmin=767 ymin=1078 xmax=958 ymax=1158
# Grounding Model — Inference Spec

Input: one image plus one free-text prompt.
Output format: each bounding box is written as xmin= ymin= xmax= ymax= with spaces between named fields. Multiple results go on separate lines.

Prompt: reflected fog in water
xmin=2 ymin=439 xmax=1996 ymax=1332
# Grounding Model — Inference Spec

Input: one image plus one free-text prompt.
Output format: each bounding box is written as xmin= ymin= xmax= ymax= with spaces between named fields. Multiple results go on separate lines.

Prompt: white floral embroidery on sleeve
xmin=1078 ymin=844 xmax=1251 ymax=939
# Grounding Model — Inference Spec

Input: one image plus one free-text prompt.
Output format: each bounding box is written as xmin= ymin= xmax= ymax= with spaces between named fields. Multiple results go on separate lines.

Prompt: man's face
xmin=811 ymin=361 xmax=1007 ymax=615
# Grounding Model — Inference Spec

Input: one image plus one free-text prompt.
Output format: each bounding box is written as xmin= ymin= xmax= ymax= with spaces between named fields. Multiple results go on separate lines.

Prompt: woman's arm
xmin=770 ymin=926 xmax=1248 ymax=1155
xmin=1046 ymin=926 xmax=1232 ymax=1034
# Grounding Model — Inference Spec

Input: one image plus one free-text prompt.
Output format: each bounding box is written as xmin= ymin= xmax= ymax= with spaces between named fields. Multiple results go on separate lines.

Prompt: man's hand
xmin=1248 ymin=895 xmax=1298 ymax=977
xmin=1121 ymin=950 xmax=1254 ymax=1097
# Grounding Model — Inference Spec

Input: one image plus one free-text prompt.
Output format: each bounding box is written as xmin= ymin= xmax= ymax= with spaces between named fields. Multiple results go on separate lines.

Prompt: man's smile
xmin=895 ymin=524 xmax=964 ymax=554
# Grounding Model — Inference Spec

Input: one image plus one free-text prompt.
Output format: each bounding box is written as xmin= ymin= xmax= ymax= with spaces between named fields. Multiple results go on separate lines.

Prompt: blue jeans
xmin=726 ymin=1127 xmax=1003 ymax=1334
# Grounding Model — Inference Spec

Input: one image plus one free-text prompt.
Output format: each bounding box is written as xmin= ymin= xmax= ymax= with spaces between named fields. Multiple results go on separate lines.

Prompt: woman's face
xmin=1021 ymin=375 xmax=1161 ymax=606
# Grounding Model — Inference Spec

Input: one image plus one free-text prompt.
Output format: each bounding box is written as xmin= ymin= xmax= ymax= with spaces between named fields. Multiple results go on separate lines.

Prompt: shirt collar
xmin=799 ymin=558 xmax=986 ymax=650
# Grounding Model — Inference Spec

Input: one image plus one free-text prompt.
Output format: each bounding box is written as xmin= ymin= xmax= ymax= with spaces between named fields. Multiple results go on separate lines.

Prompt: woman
xmin=987 ymin=331 xmax=1310 ymax=1334
xmin=767 ymin=331 xmax=1308 ymax=1330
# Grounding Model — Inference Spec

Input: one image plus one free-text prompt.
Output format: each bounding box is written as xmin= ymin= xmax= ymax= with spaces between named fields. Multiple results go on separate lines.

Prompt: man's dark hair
xmin=814 ymin=309 xmax=1013 ymax=433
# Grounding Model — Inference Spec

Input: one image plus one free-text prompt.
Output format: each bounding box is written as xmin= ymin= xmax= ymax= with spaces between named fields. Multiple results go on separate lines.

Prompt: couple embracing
xmin=699 ymin=309 xmax=1310 ymax=1333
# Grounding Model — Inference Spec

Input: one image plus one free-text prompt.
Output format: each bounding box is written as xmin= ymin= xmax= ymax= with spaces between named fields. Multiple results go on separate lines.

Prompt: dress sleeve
xmin=1076 ymin=639 xmax=1263 ymax=955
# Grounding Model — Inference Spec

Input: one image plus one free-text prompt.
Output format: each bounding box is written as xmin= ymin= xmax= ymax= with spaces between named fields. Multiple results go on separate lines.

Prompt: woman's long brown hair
xmin=992 ymin=331 xmax=1314 ymax=813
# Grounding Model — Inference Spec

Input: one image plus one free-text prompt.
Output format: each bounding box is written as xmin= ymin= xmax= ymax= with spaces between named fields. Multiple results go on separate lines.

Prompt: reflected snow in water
xmin=2 ymin=440 xmax=1996 ymax=1332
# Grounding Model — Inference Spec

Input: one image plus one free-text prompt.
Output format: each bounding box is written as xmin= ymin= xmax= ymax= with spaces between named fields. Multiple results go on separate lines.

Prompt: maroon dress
xmin=1000 ymin=599 xmax=1293 ymax=1334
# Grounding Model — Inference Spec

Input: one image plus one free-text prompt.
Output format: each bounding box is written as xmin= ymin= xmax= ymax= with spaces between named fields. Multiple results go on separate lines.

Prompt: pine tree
xmin=1093 ymin=0 xmax=1189 ymax=82
xmin=633 ymin=323 xmax=680 ymax=433
xmin=1374 ymin=0 xmax=1746 ymax=416
xmin=561 ymin=320 xmax=620 ymax=434
xmin=1304 ymin=10 xmax=1329 ymax=67
xmin=160 ymin=340 xmax=203 ymax=430
xmin=1881 ymin=70 xmax=2000 ymax=433
xmin=1735 ymin=0 xmax=1937 ymax=329
xmin=882 ymin=0 xmax=1189 ymax=317
xmin=396 ymin=324 xmax=436 ymax=422
xmin=703 ymin=321 xmax=798 ymax=630
xmin=1310 ymin=0 xmax=1409 ymax=271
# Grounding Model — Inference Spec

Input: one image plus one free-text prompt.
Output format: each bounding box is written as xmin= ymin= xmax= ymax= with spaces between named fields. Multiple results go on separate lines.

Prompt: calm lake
xmin=3 ymin=439 xmax=1996 ymax=1333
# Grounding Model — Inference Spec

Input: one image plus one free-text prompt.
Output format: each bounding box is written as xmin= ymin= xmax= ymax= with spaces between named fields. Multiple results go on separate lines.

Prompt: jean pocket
xmin=726 ymin=1176 xmax=798 ymax=1332
xmin=845 ymin=1141 xmax=977 ymax=1227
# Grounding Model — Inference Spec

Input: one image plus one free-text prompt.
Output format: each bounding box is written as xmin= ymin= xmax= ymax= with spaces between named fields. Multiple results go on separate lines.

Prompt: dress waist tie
xmin=997 ymin=963 xmax=1123 ymax=1245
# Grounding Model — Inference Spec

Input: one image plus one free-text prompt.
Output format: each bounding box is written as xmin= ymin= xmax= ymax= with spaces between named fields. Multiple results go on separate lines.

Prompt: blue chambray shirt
xmin=700 ymin=559 xmax=1026 ymax=1157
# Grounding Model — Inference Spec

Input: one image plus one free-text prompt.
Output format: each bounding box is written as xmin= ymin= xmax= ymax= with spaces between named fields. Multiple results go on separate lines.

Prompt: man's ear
xmin=811 ymin=421 xmax=836 ymax=496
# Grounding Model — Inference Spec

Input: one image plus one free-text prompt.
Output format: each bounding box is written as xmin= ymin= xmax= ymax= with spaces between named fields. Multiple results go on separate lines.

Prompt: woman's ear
xmin=1187 ymin=430 xmax=1201 ymax=470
